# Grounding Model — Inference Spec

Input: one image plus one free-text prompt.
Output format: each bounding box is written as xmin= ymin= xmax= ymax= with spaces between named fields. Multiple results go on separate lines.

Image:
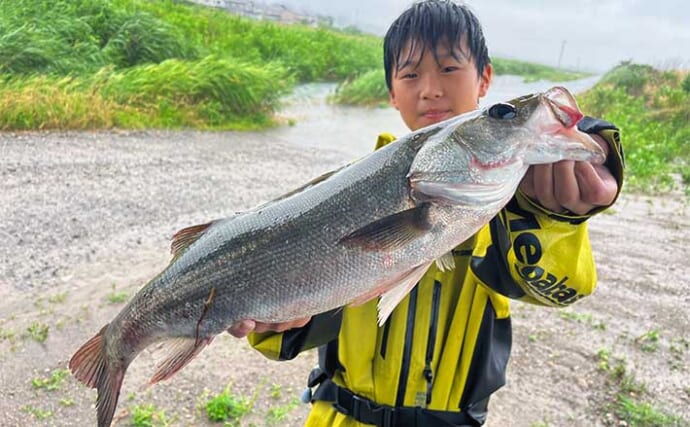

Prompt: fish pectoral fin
xmin=435 ymin=251 xmax=455 ymax=272
xmin=170 ymin=221 xmax=217 ymax=259
xmin=411 ymin=180 xmax=512 ymax=206
xmin=150 ymin=336 xmax=214 ymax=385
xmin=339 ymin=204 xmax=432 ymax=251
xmin=377 ymin=262 xmax=432 ymax=326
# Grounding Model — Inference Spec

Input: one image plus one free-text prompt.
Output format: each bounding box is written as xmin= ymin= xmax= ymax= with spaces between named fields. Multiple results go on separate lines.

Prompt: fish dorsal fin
xmin=435 ymin=251 xmax=455 ymax=272
xmin=377 ymin=262 xmax=432 ymax=326
xmin=340 ymin=204 xmax=432 ymax=251
xmin=170 ymin=221 xmax=216 ymax=259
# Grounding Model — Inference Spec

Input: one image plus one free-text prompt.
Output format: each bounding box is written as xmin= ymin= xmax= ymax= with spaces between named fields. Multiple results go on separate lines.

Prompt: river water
xmin=262 ymin=74 xmax=601 ymax=158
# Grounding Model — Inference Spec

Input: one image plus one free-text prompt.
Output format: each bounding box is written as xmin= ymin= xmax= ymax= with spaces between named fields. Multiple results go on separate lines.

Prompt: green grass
xmin=26 ymin=322 xmax=49 ymax=343
xmin=31 ymin=368 xmax=70 ymax=391
xmin=331 ymin=69 xmax=390 ymax=107
xmin=21 ymin=405 xmax=52 ymax=420
xmin=579 ymin=62 xmax=690 ymax=194
xmin=0 ymin=327 xmax=15 ymax=341
xmin=614 ymin=396 xmax=685 ymax=426
xmin=596 ymin=347 xmax=686 ymax=426
xmin=131 ymin=403 xmax=171 ymax=427
xmin=266 ymin=398 xmax=300 ymax=425
xmin=0 ymin=0 xmax=381 ymax=130
xmin=205 ymin=387 xmax=253 ymax=422
xmin=59 ymin=398 xmax=75 ymax=407
xmin=559 ymin=309 xmax=606 ymax=330
xmin=0 ymin=0 xmax=380 ymax=81
xmin=491 ymin=57 xmax=590 ymax=82
xmin=106 ymin=290 xmax=129 ymax=304
xmin=635 ymin=329 xmax=661 ymax=353
xmin=0 ymin=55 xmax=293 ymax=130
xmin=48 ymin=291 xmax=68 ymax=304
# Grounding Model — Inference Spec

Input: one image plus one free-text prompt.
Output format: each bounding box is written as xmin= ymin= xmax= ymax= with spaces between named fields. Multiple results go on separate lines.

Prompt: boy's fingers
xmin=531 ymin=164 xmax=561 ymax=212
xmin=574 ymin=162 xmax=617 ymax=207
xmin=553 ymin=160 xmax=585 ymax=213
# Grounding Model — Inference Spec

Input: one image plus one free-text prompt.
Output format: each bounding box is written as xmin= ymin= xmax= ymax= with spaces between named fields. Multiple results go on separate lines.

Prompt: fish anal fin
xmin=377 ymin=262 xmax=431 ymax=326
xmin=350 ymin=282 xmax=394 ymax=307
xmin=435 ymin=251 xmax=455 ymax=272
xmin=340 ymin=204 xmax=432 ymax=251
xmin=171 ymin=221 xmax=216 ymax=259
xmin=150 ymin=336 xmax=213 ymax=385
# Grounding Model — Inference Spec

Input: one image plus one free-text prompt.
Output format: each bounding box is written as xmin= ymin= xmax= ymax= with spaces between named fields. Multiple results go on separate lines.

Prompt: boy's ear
xmin=389 ymin=90 xmax=400 ymax=110
xmin=478 ymin=64 xmax=493 ymax=98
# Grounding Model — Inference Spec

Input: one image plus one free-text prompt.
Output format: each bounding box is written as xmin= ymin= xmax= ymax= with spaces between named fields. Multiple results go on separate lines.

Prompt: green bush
xmin=331 ymin=69 xmax=389 ymax=107
xmin=491 ymin=57 xmax=590 ymax=82
xmin=681 ymin=74 xmax=690 ymax=93
xmin=579 ymin=63 xmax=690 ymax=194
xmin=0 ymin=0 xmax=384 ymax=129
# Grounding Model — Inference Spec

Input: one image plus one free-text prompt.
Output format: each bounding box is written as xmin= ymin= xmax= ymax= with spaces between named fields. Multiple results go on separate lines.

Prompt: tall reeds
xmin=0 ymin=0 xmax=381 ymax=130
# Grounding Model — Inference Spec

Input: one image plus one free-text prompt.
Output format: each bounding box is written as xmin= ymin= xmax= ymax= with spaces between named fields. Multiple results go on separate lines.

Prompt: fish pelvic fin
xmin=69 ymin=324 xmax=126 ymax=427
xmin=340 ymin=204 xmax=432 ymax=251
xmin=377 ymin=262 xmax=432 ymax=326
xmin=150 ymin=336 xmax=214 ymax=385
xmin=171 ymin=221 xmax=217 ymax=259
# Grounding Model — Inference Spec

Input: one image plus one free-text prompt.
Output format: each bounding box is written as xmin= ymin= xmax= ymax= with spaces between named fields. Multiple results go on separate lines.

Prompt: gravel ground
xmin=0 ymin=130 xmax=688 ymax=427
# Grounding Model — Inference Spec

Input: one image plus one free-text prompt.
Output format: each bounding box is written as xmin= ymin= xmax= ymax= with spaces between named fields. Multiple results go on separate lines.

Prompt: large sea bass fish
xmin=70 ymin=86 xmax=605 ymax=426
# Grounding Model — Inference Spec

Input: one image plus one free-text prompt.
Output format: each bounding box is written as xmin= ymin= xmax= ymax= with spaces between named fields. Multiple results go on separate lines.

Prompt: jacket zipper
xmin=380 ymin=317 xmax=391 ymax=359
xmin=395 ymin=286 xmax=418 ymax=407
xmin=424 ymin=280 xmax=442 ymax=405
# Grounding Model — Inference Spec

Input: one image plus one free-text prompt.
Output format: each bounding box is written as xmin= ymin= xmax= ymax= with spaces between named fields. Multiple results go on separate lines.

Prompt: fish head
xmin=407 ymin=86 xmax=606 ymax=206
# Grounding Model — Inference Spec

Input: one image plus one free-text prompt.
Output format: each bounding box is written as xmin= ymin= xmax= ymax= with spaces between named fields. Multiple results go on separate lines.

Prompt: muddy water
xmin=263 ymin=74 xmax=601 ymax=157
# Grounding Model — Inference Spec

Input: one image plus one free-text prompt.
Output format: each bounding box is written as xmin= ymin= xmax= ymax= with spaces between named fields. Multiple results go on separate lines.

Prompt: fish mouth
xmin=544 ymin=86 xmax=583 ymax=129
xmin=525 ymin=86 xmax=606 ymax=165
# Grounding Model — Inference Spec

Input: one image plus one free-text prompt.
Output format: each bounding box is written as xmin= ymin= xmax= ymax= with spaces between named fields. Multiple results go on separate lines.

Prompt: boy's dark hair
xmin=383 ymin=0 xmax=490 ymax=90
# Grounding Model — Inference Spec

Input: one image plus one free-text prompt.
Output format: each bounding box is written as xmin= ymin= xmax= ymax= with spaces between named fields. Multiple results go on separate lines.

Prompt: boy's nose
xmin=420 ymin=75 xmax=443 ymax=99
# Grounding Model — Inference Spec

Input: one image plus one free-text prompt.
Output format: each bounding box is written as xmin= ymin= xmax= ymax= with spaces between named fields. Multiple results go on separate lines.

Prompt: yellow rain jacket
xmin=249 ymin=117 xmax=624 ymax=426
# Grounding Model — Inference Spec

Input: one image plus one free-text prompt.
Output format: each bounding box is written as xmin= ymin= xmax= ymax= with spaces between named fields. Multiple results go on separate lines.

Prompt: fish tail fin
xmin=149 ymin=336 xmax=214 ymax=384
xmin=69 ymin=325 xmax=126 ymax=427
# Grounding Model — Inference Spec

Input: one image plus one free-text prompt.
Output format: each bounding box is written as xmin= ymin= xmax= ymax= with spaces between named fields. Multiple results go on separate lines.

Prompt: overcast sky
xmin=266 ymin=0 xmax=690 ymax=73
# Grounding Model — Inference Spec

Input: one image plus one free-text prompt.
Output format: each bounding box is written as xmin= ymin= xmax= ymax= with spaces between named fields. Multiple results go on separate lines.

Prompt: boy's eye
xmin=401 ymin=72 xmax=418 ymax=79
xmin=441 ymin=66 xmax=459 ymax=73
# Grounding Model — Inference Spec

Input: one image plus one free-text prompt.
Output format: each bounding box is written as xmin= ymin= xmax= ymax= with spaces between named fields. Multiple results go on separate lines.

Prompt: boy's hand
xmin=227 ymin=317 xmax=312 ymax=338
xmin=519 ymin=135 xmax=618 ymax=215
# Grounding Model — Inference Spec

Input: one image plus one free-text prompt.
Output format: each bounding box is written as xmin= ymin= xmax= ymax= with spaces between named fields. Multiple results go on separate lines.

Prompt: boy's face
xmin=389 ymin=40 xmax=492 ymax=131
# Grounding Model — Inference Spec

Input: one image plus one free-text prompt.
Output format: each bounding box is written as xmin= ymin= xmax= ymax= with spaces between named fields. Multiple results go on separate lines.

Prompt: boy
xmin=232 ymin=1 xmax=624 ymax=425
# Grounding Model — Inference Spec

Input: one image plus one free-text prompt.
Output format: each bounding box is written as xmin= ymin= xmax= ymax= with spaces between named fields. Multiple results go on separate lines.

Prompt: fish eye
xmin=488 ymin=103 xmax=517 ymax=120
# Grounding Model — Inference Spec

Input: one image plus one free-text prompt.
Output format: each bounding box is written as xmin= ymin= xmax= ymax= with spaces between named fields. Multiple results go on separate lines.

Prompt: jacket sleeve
xmin=471 ymin=117 xmax=624 ymax=306
xmin=247 ymin=309 xmax=343 ymax=361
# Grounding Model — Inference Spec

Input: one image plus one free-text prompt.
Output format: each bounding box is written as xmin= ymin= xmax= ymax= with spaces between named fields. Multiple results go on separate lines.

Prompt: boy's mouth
xmin=422 ymin=109 xmax=451 ymax=122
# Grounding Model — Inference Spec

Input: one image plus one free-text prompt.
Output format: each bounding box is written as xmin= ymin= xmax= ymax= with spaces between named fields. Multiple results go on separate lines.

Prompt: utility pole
xmin=557 ymin=40 xmax=566 ymax=69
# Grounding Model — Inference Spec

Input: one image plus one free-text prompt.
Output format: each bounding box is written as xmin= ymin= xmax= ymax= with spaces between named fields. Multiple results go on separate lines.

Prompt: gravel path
xmin=1 ymin=130 xmax=688 ymax=426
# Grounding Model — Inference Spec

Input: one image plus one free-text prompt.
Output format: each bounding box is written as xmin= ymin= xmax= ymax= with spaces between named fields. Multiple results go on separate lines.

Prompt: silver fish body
xmin=70 ymin=86 xmax=605 ymax=427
